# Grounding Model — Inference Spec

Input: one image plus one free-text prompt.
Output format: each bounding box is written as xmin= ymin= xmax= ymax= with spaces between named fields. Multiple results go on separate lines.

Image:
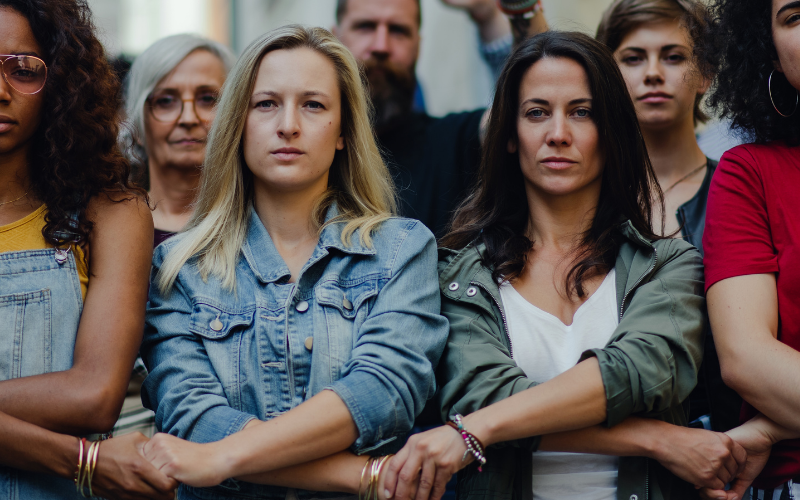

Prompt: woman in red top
xmin=701 ymin=0 xmax=800 ymax=498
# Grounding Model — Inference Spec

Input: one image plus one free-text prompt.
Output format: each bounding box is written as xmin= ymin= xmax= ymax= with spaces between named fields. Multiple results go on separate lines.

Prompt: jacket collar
xmin=242 ymin=203 xmax=376 ymax=284
xmin=439 ymin=220 xmax=656 ymax=297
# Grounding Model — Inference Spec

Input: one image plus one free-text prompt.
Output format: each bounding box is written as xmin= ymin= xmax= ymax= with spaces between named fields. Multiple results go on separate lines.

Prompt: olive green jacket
xmin=436 ymin=221 xmax=706 ymax=500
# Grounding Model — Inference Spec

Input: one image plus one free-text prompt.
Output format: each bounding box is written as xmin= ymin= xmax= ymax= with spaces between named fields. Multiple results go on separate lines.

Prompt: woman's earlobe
xmin=337 ymin=136 xmax=345 ymax=150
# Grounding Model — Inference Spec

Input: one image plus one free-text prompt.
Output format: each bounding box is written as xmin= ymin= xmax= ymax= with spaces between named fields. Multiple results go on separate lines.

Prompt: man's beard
xmin=362 ymin=57 xmax=416 ymax=135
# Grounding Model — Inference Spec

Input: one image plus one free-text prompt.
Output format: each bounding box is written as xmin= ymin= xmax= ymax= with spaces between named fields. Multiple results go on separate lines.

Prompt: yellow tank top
xmin=0 ymin=204 xmax=89 ymax=299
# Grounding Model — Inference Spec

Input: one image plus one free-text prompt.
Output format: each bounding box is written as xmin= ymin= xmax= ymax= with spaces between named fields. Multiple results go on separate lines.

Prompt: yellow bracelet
xmin=73 ymin=438 xmax=84 ymax=493
xmin=369 ymin=455 xmax=393 ymax=500
xmin=87 ymin=440 xmax=100 ymax=497
xmin=359 ymin=457 xmax=373 ymax=500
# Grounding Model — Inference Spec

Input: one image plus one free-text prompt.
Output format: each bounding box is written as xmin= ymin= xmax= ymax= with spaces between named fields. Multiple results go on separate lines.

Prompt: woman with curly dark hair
xmin=0 ymin=0 xmax=176 ymax=498
xmin=699 ymin=0 xmax=800 ymax=499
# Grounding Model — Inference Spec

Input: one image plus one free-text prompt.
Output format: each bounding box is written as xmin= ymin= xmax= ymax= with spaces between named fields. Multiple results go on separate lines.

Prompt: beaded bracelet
xmin=447 ymin=413 xmax=487 ymax=472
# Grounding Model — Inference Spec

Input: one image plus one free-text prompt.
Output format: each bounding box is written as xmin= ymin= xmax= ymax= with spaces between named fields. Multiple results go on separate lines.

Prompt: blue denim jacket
xmin=141 ymin=206 xmax=448 ymax=499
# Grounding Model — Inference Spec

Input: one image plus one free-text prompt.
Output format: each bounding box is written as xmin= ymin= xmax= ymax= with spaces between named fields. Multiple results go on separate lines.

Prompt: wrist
xmin=462 ymin=412 xmax=495 ymax=447
xmin=640 ymin=420 xmax=672 ymax=462
xmin=54 ymin=435 xmax=82 ymax=480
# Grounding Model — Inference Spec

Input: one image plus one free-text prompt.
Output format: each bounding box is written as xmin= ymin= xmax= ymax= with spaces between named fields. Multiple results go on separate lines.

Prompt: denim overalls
xmin=0 ymin=245 xmax=85 ymax=499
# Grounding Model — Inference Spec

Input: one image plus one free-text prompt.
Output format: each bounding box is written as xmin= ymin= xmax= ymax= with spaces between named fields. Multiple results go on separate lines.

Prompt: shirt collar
xmin=242 ymin=202 xmax=377 ymax=284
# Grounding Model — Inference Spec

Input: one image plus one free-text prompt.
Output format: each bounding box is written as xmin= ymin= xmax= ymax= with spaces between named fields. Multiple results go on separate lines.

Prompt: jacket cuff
xmin=327 ymin=376 xmax=402 ymax=454
xmin=580 ymin=348 xmax=634 ymax=428
xmin=186 ymin=406 xmax=256 ymax=444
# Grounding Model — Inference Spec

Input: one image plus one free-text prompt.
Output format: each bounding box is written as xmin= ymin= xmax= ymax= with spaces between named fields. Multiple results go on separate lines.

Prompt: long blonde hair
xmin=157 ymin=25 xmax=396 ymax=292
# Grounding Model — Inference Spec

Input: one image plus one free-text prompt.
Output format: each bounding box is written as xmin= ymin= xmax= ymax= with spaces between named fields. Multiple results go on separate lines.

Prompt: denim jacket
xmin=141 ymin=206 xmax=449 ymax=500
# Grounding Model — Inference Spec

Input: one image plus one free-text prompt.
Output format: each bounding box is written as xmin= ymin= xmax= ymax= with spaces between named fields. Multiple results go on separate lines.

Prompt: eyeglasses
xmin=147 ymin=89 xmax=220 ymax=123
xmin=0 ymin=55 xmax=48 ymax=95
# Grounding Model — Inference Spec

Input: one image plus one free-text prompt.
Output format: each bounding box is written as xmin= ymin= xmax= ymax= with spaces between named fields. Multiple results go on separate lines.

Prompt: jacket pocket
xmin=312 ymin=279 xmax=379 ymax=387
xmin=0 ymin=289 xmax=52 ymax=380
xmin=188 ymin=301 xmax=254 ymax=401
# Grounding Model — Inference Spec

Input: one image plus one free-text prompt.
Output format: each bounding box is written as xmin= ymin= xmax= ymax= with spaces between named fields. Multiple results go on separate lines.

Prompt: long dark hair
xmin=703 ymin=0 xmax=799 ymax=145
xmin=1 ymin=0 xmax=145 ymax=247
xmin=441 ymin=31 xmax=662 ymax=297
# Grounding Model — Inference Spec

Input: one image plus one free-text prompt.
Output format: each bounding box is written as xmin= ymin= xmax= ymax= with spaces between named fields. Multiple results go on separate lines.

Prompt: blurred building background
xmin=88 ymin=0 xmax=615 ymax=116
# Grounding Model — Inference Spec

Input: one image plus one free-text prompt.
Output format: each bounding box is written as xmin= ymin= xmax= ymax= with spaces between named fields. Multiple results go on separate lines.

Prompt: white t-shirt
xmin=498 ymin=269 xmax=619 ymax=500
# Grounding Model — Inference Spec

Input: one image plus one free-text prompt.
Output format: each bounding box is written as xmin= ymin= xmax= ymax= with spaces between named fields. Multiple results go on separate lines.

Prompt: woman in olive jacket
xmin=380 ymin=32 xmax=764 ymax=500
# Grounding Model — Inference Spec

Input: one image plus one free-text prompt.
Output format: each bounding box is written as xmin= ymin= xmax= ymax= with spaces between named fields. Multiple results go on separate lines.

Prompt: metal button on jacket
xmin=466 ymin=286 xmax=478 ymax=297
xmin=209 ymin=318 xmax=224 ymax=331
xmin=448 ymin=282 xmax=459 ymax=291
xmin=304 ymin=337 xmax=313 ymax=351
xmin=342 ymin=297 xmax=353 ymax=310
xmin=295 ymin=300 xmax=309 ymax=313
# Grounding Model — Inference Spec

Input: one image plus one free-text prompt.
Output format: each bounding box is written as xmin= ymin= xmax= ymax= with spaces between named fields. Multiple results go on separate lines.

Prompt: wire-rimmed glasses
xmin=147 ymin=89 xmax=220 ymax=123
xmin=0 ymin=55 xmax=48 ymax=95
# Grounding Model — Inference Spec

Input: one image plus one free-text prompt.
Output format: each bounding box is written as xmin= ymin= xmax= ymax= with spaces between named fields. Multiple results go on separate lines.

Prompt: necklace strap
xmin=663 ymin=161 xmax=707 ymax=194
xmin=0 ymin=189 xmax=30 ymax=207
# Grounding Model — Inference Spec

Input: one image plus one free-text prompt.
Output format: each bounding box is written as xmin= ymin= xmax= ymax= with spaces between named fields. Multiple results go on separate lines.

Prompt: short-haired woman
xmin=698 ymin=0 xmax=800 ymax=498
xmin=596 ymin=0 xmax=742 ymax=433
xmin=0 ymin=0 xmax=175 ymax=497
xmin=382 ymin=31 xmax=745 ymax=500
xmin=138 ymin=25 xmax=448 ymax=499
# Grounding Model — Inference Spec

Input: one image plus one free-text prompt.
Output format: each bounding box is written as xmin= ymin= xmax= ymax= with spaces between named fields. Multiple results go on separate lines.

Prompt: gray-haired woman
xmin=114 ymin=34 xmax=235 ymax=438
xmin=122 ymin=33 xmax=235 ymax=246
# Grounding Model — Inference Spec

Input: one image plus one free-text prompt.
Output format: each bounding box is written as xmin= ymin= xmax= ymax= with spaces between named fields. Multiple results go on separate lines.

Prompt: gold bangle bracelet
xmin=359 ymin=457 xmax=373 ymax=500
xmin=87 ymin=440 xmax=100 ymax=497
xmin=74 ymin=438 xmax=84 ymax=493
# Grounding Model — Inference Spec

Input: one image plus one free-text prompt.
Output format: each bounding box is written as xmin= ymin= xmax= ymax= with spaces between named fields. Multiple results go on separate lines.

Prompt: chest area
xmin=500 ymin=270 xmax=618 ymax=382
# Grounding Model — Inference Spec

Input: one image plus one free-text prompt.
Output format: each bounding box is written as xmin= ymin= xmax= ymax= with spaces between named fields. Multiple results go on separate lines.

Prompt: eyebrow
xmin=619 ymin=44 xmax=689 ymax=53
xmin=522 ymin=98 xmax=592 ymax=106
xmin=777 ymin=0 xmax=800 ymax=18
xmin=252 ymin=90 xmax=331 ymax=98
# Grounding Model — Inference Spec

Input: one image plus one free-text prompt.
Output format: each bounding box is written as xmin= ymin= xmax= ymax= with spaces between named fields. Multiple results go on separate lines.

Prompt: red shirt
xmin=704 ymin=142 xmax=800 ymax=488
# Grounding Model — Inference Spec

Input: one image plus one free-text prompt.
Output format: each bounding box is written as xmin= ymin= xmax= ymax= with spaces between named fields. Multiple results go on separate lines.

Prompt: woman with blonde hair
xmin=139 ymin=24 xmax=448 ymax=499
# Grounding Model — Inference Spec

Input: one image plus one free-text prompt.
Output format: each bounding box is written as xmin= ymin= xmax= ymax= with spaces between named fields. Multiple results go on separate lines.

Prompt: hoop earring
xmin=768 ymin=69 xmax=799 ymax=118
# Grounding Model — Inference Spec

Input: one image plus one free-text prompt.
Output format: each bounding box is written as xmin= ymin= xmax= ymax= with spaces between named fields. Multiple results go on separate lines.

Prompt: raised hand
xmin=143 ymin=432 xmax=228 ymax=487
xmin=382 ymin=425 xmax=471 ymax=500
xmin=651 ymin=425 xmax=746 ymax=490
xmin=91 ymin=432 xmax=178 ymax=500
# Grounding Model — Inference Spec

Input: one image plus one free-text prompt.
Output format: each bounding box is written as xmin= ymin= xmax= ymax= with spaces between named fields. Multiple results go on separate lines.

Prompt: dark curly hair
xmin=2 ymin=0 xmax=145 ymax=247
xmin=704 ymin=0 xmax=800 ymax=145
xmin=441 ymin=31 xmax=663 ymax=298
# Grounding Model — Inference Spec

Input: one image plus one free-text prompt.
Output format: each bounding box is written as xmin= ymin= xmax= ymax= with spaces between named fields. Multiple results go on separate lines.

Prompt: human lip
xmin=169 ymin=137 xmax=205 ymax=146
xmin=638 ymin=92 xmax=673 ymax=103
xmin=0 ymin=115 xmax=16 ymax=133
xmin=541 ymin=157 xmax=577 ymax=169
xmin=271 ymin=147 xmax=304 ymax=161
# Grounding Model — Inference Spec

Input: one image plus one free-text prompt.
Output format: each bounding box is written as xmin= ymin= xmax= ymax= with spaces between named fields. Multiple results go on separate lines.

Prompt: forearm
xmin=464 ymin=358 xmax=607 ymax=446
xmin=0 ymin=367 xmax=124 ymax=434
xmin=0 ymin=410 xmax=78 ymax=478
xmin=539 ymin=417 xmax=664 ymax=457
xmin=213 ymin=390 xmax=359 ymax=478
xmin=724 ymin=338 xmax=800 ymax=433
xmin=236 ymin=451 xmax=367 ymax=492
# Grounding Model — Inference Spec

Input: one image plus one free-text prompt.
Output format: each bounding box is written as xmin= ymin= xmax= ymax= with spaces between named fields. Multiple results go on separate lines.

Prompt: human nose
xmin=644 ymin=56 xmax=665 ymax=85
xmin=0 ymin=63 xmax=13 ymax=102
xmin=277 ymin=105 xmax=300 ymax=139
xmin=369 ymin=24 xmax=390 ymax=59
xmin=546 ymin=113 xmax=572 ymax=147
xmin=176 ymin=98 xmax=200 ymax=127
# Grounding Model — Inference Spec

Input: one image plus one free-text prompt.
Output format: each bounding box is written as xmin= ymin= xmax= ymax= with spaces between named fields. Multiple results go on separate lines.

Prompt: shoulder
xmin=371 ymin=217 xmax=435 ymax=248
xmin=650 ymin=238 xmax=703 ymax=275
xmin=86 ymin=191 xmax=153 ymax=248
xmin=719 ymin=141 xmax=799 ymax=171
